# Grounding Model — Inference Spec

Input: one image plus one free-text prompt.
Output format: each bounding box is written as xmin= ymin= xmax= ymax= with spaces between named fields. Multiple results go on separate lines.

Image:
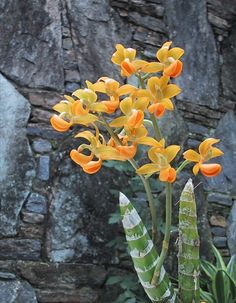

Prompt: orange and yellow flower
xmin=156 ymin=41 xmax=184 ymax=78
xmin=70 ymin=130 xmax=130 ymax=174
xmin=137 ymin=140 xmax=180 ymax=183
xmin=183 ymin=138 xmax=223 ymax=177
xmin=111 ymin=44 xmax=162 ymax=77
xmin=147 ymin=75 xmax=181 ymax=118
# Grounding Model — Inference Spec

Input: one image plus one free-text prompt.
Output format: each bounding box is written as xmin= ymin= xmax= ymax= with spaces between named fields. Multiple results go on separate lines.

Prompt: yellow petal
xmin=199 ymin=138 xmax=220 ymax=158
xmin=160 ymin=98 xmax=174 ymax=110
xmin=168 ymin=47 xmax=184 ymax=60
xmin=74 ymin=130 xmax=94 ymax=141
xmin=183 ymin=149 xmax=201 ymax=162
xmin=147 ymin=77 xmax=160 ymax=96
xmin=163 ymin=84 xmax=181 ymax=98
xmin=92 ymin=103 xmax=108 ymax=112
xmin=97 ymin=146 xmax=126 ymax=161
xmin=92 ymin=81 xmax=106 ymax=93
xmin=64 ymin=95 xmax=75 ymax=103
xmin=132 ymin=59 xmax=149 ymax=70
xmin=117 ymin=84 xmax=136 ymax=96
xmin=120 ymin=97 xmax=133 ymax=115
xmin=163 ymin=145 xmax=180 ymax=163
xmin=141 ymin=62 xmax=163 ymax=73
xmin=193 ymin=163 xmax=200 ymax=176
xmin=136 ymin=163 xmax=159 ymax=175
xmin=111 ymin=44 xmax=125 ymax=65
xmin=124 ymin=47 xmax=136 ymax=61
xmin=53 ymin=102 xmax=71 ymax=114
xmin=73 ymin=114 xmax=98 ymax=126
xmin=156 ymin=42 xmax=172 ymax=62
xmin=138 ymin=137 xmax=163 ymax=147
xmin=109 ymin=116 xmax=127 ymax=127
xmin=73 ymin=89 xmax=97 ymax=103
xmin=70 ymin=149 xmax=93 ymax=166
xmin=134 ymin=97 xmax=149 ymax=111
xmin=209 ymin=147 xmax=224 ymax=159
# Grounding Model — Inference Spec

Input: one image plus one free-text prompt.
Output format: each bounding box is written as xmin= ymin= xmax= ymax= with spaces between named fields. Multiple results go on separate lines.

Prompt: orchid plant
xmin=50 ymin=42 xmax=223 ymax=303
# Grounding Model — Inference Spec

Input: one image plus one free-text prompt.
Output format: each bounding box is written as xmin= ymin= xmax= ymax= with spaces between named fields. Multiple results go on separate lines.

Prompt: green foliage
xmin=201 ymin=245 xmax=236 ymax=303
xmin=106 ymin=275 xmax=149 ymax=303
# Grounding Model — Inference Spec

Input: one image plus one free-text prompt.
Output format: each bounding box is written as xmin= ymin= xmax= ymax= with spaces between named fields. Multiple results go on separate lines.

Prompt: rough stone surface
xmin=207 ymin=192 xmax=233 ymax=207
xmin=0 ymin=275 xmax=37 ymax=303
xmin=24 ymin=193 xmax=47 ymax=214
xmin=227 ymin=201 xmax=236 ymax=255
xmin=164 ymin=0 xmax=219 ymax=108
xmin=0 ymin=0 xmax=64 ymax=90
xmin=0 ymin=74 xmax=35 ymax=236
xmin=0 ymin=239 xmax=41 ymax=261
xmin=38 ymin=156 xmax=50 ymax=181
xmin=205 ymin=111 xmax=236 ymax=194
xmin=221 ymin=21 xmax=236 ymax=100
xmin=47 ymin=153 xmax=126 ymax=263
xmin=32 ymin=139 xmax=52 ymax=154
xmin=210 ymin=215 xmax=227 ymax=228
xmin=66 ymin=0 xmax=132 ymax=83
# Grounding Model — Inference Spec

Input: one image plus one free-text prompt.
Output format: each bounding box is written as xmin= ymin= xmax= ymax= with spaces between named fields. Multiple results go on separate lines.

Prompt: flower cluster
xmin=51 ymin=42 xmax=223 ymax=182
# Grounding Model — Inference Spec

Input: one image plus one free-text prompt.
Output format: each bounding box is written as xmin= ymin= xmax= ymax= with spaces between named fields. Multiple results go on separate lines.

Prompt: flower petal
xmin=120 ymin=97 xmax=133 ymax=115
xmin=163 ymin=84 xmax=181 ymax=99
xmin=50 ymin=115 xmax=72 ymax=132
xmin=141 ymin=62 xmax=163 ymax=73
xmin=70 ymin=149 xmax=93 ymax=166
xmin=183 ymin=149 xmax=201 ymax=162
xmin=193 ymin=163 xmax=200 ymax=176
xmin=164 ymin=60 xmax=182 ymax=78
xmin=116 ymin=144 xmax=137 ymax=159
xmin=136 ymin=163 xmax=159 ymax=175
xmin=168 ymin=47 xmax=184 ymax=60
xmin=199 ymin=138 xmax=220 ymax=158
xmin=164 ymin=145 xmax=180 ymax=163
xmin=199 ymin=163 xmax=222 ymax=177
xmin=53 ymin=102 xmax=71 ymax=114
xmin=82 ymin=159 xmax=102 ymax=174
xmin=148 ymin=103 xmax=165 ymax=118
xmin=117 ymin=84 xmax=136 ymax=96
xmin=109 ymin=116 xmax=127 ymax=127
xmin=159 ymin=167 xmax=176 ymax=183
xmin=160 ymin=98 xmax=174 ymax=110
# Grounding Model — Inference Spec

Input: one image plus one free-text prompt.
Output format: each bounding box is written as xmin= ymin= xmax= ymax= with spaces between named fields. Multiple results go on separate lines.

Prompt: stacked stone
xmin=0 ymin=0 xmax=236 ymax=302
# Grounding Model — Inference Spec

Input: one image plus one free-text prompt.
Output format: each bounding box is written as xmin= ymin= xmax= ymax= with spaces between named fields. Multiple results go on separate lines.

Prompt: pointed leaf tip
xmin=184 ymin=178 xmax=194 ymax=192
xmin=119 ymin=192 xmax=130 ymax=206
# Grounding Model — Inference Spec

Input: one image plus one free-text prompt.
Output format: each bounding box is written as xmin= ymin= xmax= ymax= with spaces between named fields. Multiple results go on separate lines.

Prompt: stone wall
xmin=0 ymin=0 xmax=236 ymax=302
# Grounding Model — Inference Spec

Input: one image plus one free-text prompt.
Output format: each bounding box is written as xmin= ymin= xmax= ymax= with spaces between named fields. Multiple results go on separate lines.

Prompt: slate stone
xmin=25 ymin=193 xmax=47 ymax=214
xmin=22 ymin=211 xmax=45 ymax=224
xmin=213 ymin=236 xmax=227 ymax=248
xmin=0 ymin=278 xmax=37 ymax=303
xmin=0 ymin=0 xmax=64 ymax=90
xmin=207 ymin=192 xmax=233 ymax=207
xmin=205 ymin=111 xmax=236 ymax=194
xmin=211 ymin=227 xmax=226 ymax=237
xmin=32 ymin=139 xmax=52 ymax=154
xmin=221 ymin=21 xmax=236 ymax=100
xmin=66 ymin=0 xmax=132 ymax=83
xmin=38 ymin=156 xmax=50 ymax=181
xmin=46 ymin=152 xmax=127 ymax=263
xmin=227 ymin=201 xmax=236 ymax=255
xmin=0 ymin=239 xmax=41 ymax=261
xmin=0 ymin=74 xmax=35 ymax=236
xmin=164 ymin=0 xmax=219 ymax=108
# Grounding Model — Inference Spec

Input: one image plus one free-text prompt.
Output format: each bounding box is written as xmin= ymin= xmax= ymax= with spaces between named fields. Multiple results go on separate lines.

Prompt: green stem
xmin=176 ymin=160 xmax=190 ymax=174
xmin=149 ymin=113 xmax=162 ymax=141
xmin=100 ymin=115 xmax=158 ymax=244
xmin=151 ymin=182 xmax=172 ymax=285
xmin=137 ymin=74 xmax=162 ymax=141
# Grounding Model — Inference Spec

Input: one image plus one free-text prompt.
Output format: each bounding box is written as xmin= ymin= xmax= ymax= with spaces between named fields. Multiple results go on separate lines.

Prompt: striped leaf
xmin=178 ymin=179 xmax=200 ymax=303
xmin=120 ymin=192 xmax=176 ymax=303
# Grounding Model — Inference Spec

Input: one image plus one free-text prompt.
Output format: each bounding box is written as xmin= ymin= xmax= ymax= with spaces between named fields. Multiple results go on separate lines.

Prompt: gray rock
xmin=164 ymin=0 xmax=219 ymax=108
xmin=221 ymin=22 xmax=236 ymax=99
xmin=0 ymin=272 xmax=16 ymax=279
xmin=0 ymin=74 xmax=35 ymax=236
xmin=21 ymin=211 xmax=45 ymax=224
xmin=0 ymin=0 xmax=64 ymax=90
xmin=205 ymin=111 xmax=236 ymax=194
xmin=32 ymin=139 xmax=52 ymax=154
xmin=66 ymin=0 xmax=132 ymax=83
xmin=25 ymin=193 xmax=47 ymax=214
xmin=65 ymin=82 xmax=80 ymax=93
xmin=46 ymin=152 xmax=127 ymax=263
xmin=211 ymin=227 xmax=226 ymax=237
xmin=38 ymin=156 xmax=50 ymax=181
xmin=0 ymin=239 xmax=41 ymax=261
xmin=213 ymin=236 xmax=227 ymax=248
xmin=0 ymin=278 xmax=37 ymax=303
xmin=207 ymin=192 xmax=233 ymax=207
xmin=227 ymin=201 xmax=236 ymax=255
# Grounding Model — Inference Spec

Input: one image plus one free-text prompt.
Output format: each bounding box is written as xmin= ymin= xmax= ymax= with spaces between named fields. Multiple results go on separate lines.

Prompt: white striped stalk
xmin=120 ymin=192 xmax=176 ymax=303
xmin=178 ymin=179 xmax=200 ymax=302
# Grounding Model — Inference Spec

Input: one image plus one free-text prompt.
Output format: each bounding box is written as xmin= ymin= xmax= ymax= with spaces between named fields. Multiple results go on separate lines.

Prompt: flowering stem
xmin=176 ymin=160 xmax=190 ymax=174
xmin=100 ymin=115 xmax=158 ymax=244
xmin=151 ymin=182 xmax=172 ymax=286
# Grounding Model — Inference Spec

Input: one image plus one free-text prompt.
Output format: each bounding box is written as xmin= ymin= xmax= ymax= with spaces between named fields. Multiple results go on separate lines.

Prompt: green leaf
xmin=212 ymin=270 xmax=228 ymax=303
xmin=201 ymin=260 xmax=217 ymax=280
xmin=227 ymin=254 xmax=236 ymax=282
xmin=212 ymin=245 xmax=226 ymax=271
xmin=106 ymin=276 xmax=123 ymax=285
xmin=200 ymin=289 xmax=215 ymax=303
